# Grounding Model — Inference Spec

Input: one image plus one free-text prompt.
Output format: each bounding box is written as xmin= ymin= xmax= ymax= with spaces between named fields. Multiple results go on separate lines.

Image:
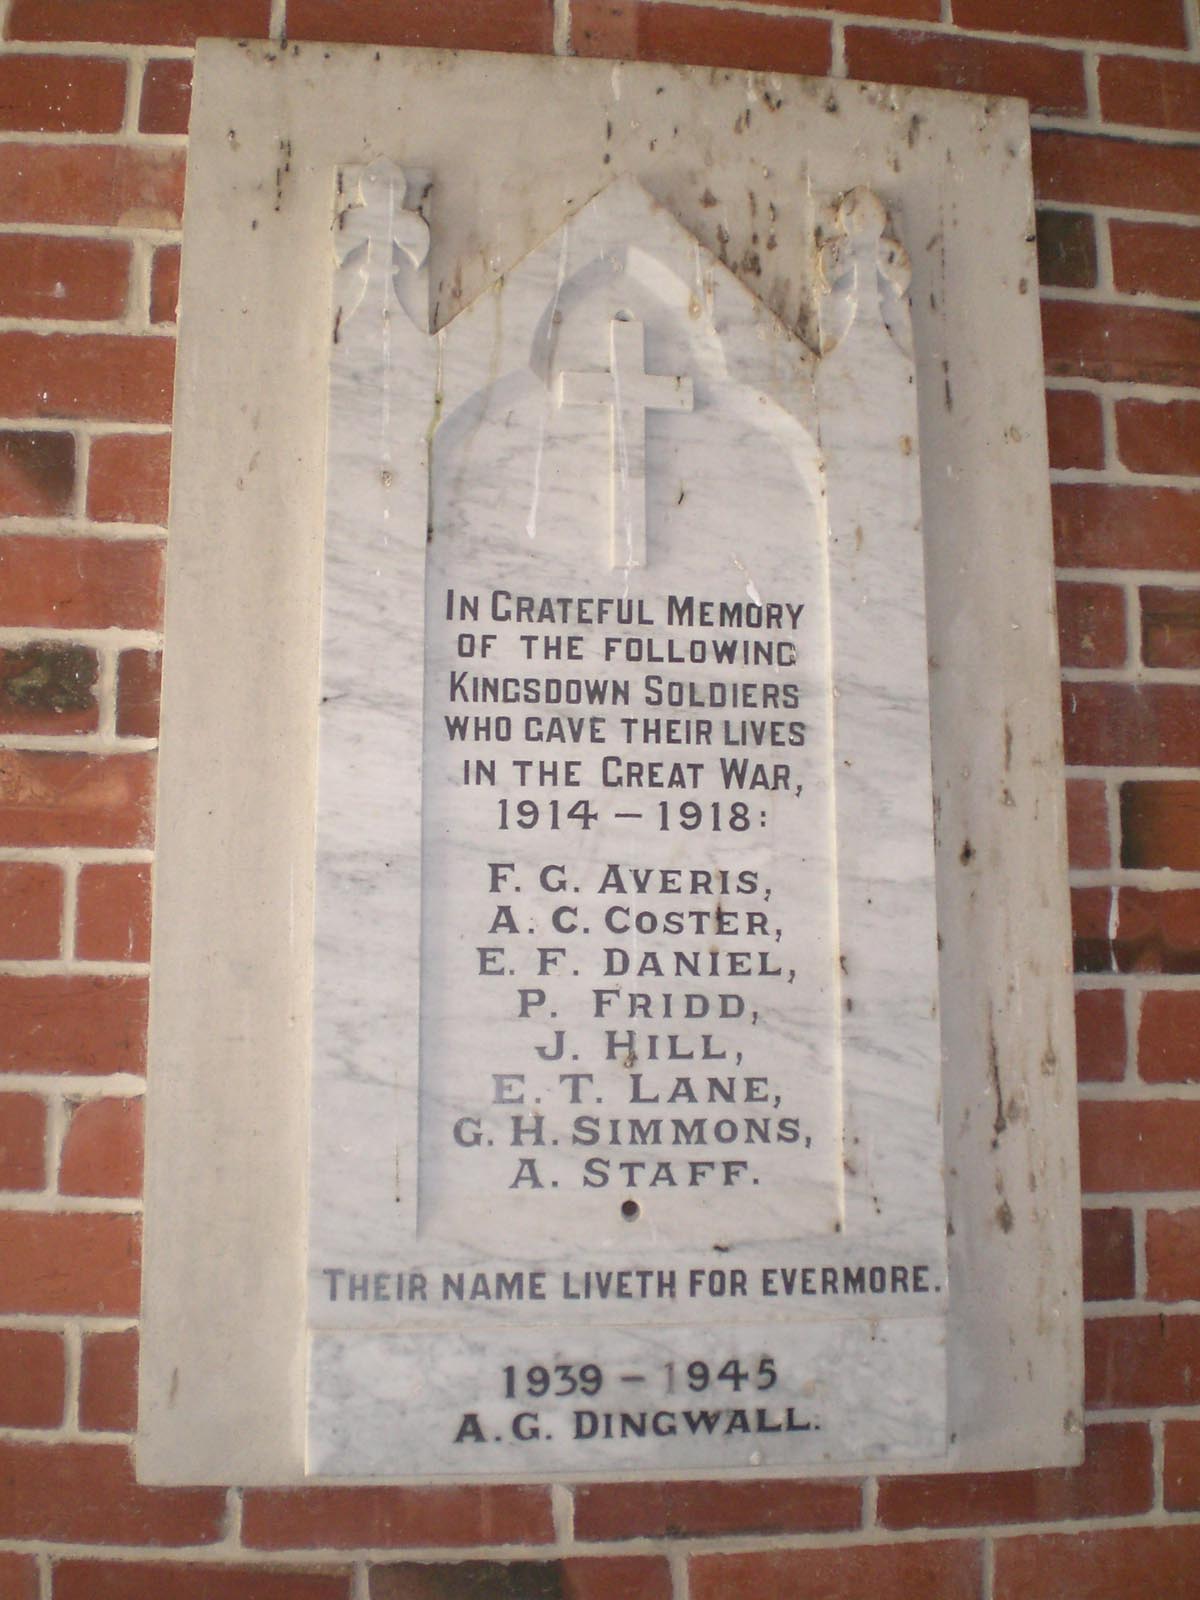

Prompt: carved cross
xmin=559 ymin=314 xmax=693 ymax=570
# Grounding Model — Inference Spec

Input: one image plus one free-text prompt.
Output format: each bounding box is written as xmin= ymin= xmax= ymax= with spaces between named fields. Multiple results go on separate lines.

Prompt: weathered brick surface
xmin=0 ymin=333 xmax=175 ymax=425
xmin=0 ymin=145 xmax=185 ymax=227
xmin=0 ymin=1211 xmax=139 ymax=1314
xmin=1056 ymin=582 xmax=1126 ymax=669
xmin=0 ymin=753 xmax=156 ymax=849
xmin=0 ymin=860 xmax=62 ymax=958
xmin=1063 ymin=684 xmax=1200 ymax=767
xmin=1082 ymin=1207 xmax=1135 ymax=1300
xmin=79 ymin=1326 xmax=139 ymax=1433
xmin=1140 ymin=589 xmax=1200 ymax=671
xmin=1100 ymin=56 xmax=1200 ymax=133
xmin=139 ymin=58 xmax=193 ymax=135
xmin=0 ymin=235 xmax=130 ymax=322
xmin=150 ymin=245 xmax=181 ymax=324
xmin=0 ymin=1439 xmax=222 ymax=1543
xmin=1085 ymin=1316 xmax=1200 ymax=1408
xmin=1042 ymin=301 xmax=1200 ymax=387
xmin=0 ymin=1327 xmax=65 ymax=1428
xmin=54 ymin=1564 xmax=353 ymax=1600
xmin=845 ymin=28 xmax=1086 ymax=113
xmin=115 ymin=649 xmax=162 ymax=739
xmin=1074 ymin=989 xmax=1126 ymax=1083
xmin=59 ymin=1096 xmax=144 ymax=1198
xmin=1110 ymin=220 xmax=1200 ymax=301
xmin=1146 ymin=1207 xmax=1200 ymax=1301
xmin=1036 ymin=209 xmax=1098 ymax=289
xmin=690 ymin=1541 xmax=983 ymax=1600
xmin=994 ymin=1525 xmax=1200 ymax=1600
xmin=0 ymin=1091 xmax=47 ymax=1190
xmin=1164 ymin=1420 xmax=1200 ymax=1510
xmin=1033 ymin=131 xmax=1200 ymax=215
xmin=1052 ymin=485 xmax=1200 ymax=571
xmin=573 ymin=1478 xmax=861 ymax=1540
xmin=951 ymin=0 xmax=1188 ymax=48
xmin=76 ymin=862 xmax=153 ymax=963
xmin=0 ymin=1552 xmax=38 ymax=1600
xmin=0 ymin=974 xmax=148 ymax=1073
xmin=572 ymin=2 xmax=831 ymax=73
xmin=242 ymin=1486 xmax=555 ymax=1549
xmin=1045 ymin=387 xmax=1103 ymax=471
xmin=1140 ymin=991 xmax=1200 ymax=1082
xmin=87 ymin=433 xmax=172 ymax=525
xmin=370 ymin=1557 xmax=672 ymax=1600
xmin=1121 ymin=780 xmax=1200 ymax=868
xmin=0 ymin=54 xmax=126 ymax=133
xmin=287 ymin=0 xmax=554 ymax=53
xmin=0 ymin=430 xmax=75 ymax=517
xmin=876 ymin=1424 xmax=1150 ymax=1527
xmin=1080 ymin=1099 xmax=1200 ymax=1190
xmin=0 ymin=538 xmax=162 ymax=629
xmin=1117 ymin=399 xmax=1200 ymax=478
xmin=6 ymin=0 xmax=271 ymax=45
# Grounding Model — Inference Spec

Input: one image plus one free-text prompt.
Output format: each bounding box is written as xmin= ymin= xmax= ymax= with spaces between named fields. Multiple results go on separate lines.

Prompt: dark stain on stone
xmin=959 ymin=839 xmax=975 ymax=865
xmin=0 ymin=430 xmax=75 ymax=515
xmin=1035 ymin=209 xmax=1098 ymax=290
xmin=2 ymin=644 xmax=97 ymax=714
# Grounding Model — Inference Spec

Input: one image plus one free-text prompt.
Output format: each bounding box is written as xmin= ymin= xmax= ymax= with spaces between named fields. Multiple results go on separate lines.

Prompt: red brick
xmin=79 ymin=1326 xmax=138 ymax=1433
xmin=1063 ymin=683 xmax=1200 ymax=767
xmin=0 ymin=429 xmax=75 ymax=517
xmin=1033 ymin=130 xmax=1200 ymax=216
xmin=690 ymin=1541 xmax=982 ymax=1600
xmin=1080 ymin=1099 xmax=1200 ymax=1190
xmin=150 ymin=245 xmax=180 ymax=324
xmin=1046 ymin=388 xmax=1103 ymax=471
xmin=0 ymin=1092 xmax=47 ymax=1189
xmin=0 ymin=974 xmax=148 ymax=1073
xmin=1117 ymin=887 xmax=1200 ymax=973
xmin=0 ymin=1553 xmax=38 ymax=1600
xmin=1110 ymin=220 xmax=1200 ymax=301
xmin=1121 ymin=780 xmax=1200 ymax=868
xmin=0 ymin=145 xmax=185 ymax=228
xmin=1066 ymin=779 xmax=1110 ymax=870
xmin=0 ymin=861 xmax=61 ymax=958
xmin=370 ymin=1557 xmax=671 ymax=1600
xmin=1053 ymin=485 xmax=1200 ymax=571
xmin=1086 ymin=1315 xmax=1200 ymax=1408
xmin=1117 ymin=399 xmax=1200 ymax=478
xmin=574 ymin=1479 xmax=860 ymax=1540
xmin=1164 ymin=1419 xmax=1200 ymax=1510
xmin=59 ymin=1096 xmax=143 ymax=1198
xmin=1100 ymin=56 xmax=1200 ymax=135
xmin=57 ymin=1565 xmax=352 ymax=1600
xmin=139 ymin=57 xmax=192 ymax=135
xmin=242 ymin=1485 xmax=554 ymax=1549
xmin=76 ymin=862 xmax=152 ymax=963
xmin=0 ymin=235 xmax=130 ymax=321
xmin=1072 ymin=886 xmax=1114 ymax=974
xmin=0 ymin=753 xmax=155 ymax=849
xmin=87 ymin=433 xmax=171 ymax=525
xmin=0 ymin=642 xmax=99 ymax=736
xmin=1141 ymin=590 xmax=1200 ymax=671
xmin=116 ymin=649 xmax=161 ymax=739
xmin=0 ymin=1211 xmax=139 ymax=1314
xmin=288 ymin=0 xmax=553 ymax=53
xmin=0 ymin=1327 xmax=65 ymax=1427
xmin=997 ymin=1526 xmax=1200 ymax=1599
xmin=846 ymin=28 xmax=1085 ymax=114
xmin=1057 ymin=581 xmax=1126 ymax=669
xmin=0 ymin=54 xmax=125 ymax=133
xmin=1147 ymin=1207 xmax=1200 ymax=1301
xmin=7 ymin=0 xmax=271 ymax=45
xmin=1082 ymin=1207 xmax=1136 ymax=1300
xmin=877 ymin=1422 xmax=1149 ymax=1527
xmin=573 ymin=2 xmax=832 ymax=73
xmin=1037 ymin=210 xmax=1098 ymax=290
xmin=951 ymin=0 xmax=1187 ymax=47
xmin=1074 ymin=989 xmax=1126 ymax=1083
xmin=0 ymin=1439 xmax=221 ymax=1543
xmin=1140 ymin=990 xmax=1200 ymax=1083
xmin=0 ymin=537 xmax=162 ymax=629
xmin=0 ymin=332 xmax=174 ymax=425
xmin=1041 ymin=301 xmax=1200 ymax=387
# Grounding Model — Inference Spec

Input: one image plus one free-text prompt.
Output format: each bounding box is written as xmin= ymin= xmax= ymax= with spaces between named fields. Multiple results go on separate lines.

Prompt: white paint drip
xmin=1107 ymin=884 xmax=1120 ymax=974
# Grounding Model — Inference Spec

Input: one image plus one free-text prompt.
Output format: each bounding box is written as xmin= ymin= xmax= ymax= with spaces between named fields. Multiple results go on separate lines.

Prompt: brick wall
xmin=0 ymin=0 xmax=1197 ymax=1595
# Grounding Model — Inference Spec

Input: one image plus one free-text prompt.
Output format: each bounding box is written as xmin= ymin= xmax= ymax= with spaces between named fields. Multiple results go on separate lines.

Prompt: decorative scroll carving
xmin=817 ymin=187 xmax=913 ymax=357
xmin=333 ymin=157 xmax=431 ymax=334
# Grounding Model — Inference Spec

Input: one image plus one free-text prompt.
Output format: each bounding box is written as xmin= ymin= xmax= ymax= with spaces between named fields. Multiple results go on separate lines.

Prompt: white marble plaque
xmin=306 ymin=160 xmax=946 ymax=1479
